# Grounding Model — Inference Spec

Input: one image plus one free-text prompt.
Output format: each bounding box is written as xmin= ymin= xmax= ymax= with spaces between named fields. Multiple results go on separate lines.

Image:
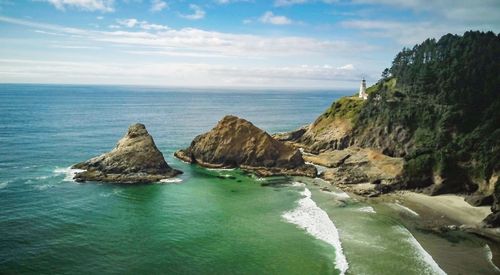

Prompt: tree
xmin=381 ymin=68 xmax=390 ymax=79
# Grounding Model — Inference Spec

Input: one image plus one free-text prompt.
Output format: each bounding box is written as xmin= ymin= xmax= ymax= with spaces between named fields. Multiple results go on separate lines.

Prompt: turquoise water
xmin=0 ymin=84 xmax=496 ymax=274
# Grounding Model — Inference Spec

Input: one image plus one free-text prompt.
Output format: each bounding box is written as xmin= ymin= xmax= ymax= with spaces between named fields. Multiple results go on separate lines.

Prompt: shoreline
xmin=388 ymin=191 xmax=491 ymax=227
xmin=304 ymin=177 xmax=500 ymax=273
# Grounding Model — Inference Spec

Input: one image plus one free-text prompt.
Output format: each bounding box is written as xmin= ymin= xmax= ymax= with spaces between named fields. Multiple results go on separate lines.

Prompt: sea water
xmin=0 ymin=84 xmax=497 ymax=274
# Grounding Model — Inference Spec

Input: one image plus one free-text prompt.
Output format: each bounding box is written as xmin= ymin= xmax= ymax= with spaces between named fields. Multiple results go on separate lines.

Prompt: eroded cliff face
xmin=72 ymin=123 xmax=182 ymax=183
xmin=275 ymin=78 xmax=497 ymax=216
xmin=481 ymin=173 xmax=500 ymax=227
xmin=175 ymin=115 xmax=316 ymax=177
xmin=275 ymin=97 xmax=362 ymax=154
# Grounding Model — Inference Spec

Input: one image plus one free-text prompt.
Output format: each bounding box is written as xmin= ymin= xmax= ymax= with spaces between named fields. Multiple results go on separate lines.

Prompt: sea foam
xmin=485 ymin=244 xmax=500 ymax=272
xmin=0 ymin=181 xmax=8 ymax=189
xmin=358 ymin=206 xmax=376 ymax=213
xmin=34 ymin=184 xmax=54 ymax=191
xmin=305 ymin=162 xmax=327 ymax=176
xmin=282 ymin=187 xmax=349 ymax=274
xmin=206 ymin=168 xmax=235 ymax=171
xmin=159 ymin=178 xmax=183 ymax=183
xmin=393 ymin=203 xmax=420 ymax=216
xmin=395 ymin=226 xmax=447 ymax=275
xmin=291 ymin=181 xmax=305 ymax=187
xmin=53 ymin=167 xmax=85 ymax=182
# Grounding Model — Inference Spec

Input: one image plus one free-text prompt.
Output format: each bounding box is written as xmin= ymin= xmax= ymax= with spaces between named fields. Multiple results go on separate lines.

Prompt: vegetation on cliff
xmin=279 ymin=31 xmax=499 ymax=204
xmin=321 ymin=96 xmax=365 ymax=123
xmin=354 ymin=31 xmax=499 ymax=197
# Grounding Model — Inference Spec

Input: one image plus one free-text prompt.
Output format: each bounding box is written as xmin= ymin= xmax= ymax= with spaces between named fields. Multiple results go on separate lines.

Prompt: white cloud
xmin=274 ymin=0 xmax=336 ymax=7
xmin=116 ymin=18 xmax=169 ymax=31
xmin=259 ymin=11 xmax=292 ymax=25
xmin=150 ymin=0 xmax=167 ymax=12
xmin=351 ymin=0 xmax=500 ymax=25
xmin=338 ymin=64 xmax=354 ymax=70
xmin=341 ymin=19 xmax=467 ymax=45
xmin=274 ymin=0 xmax=308 ymax=6
xmin=140 ymin=22 xmax=169 ymax=31
xmin=117 ymin=18 xmax=138 ymax=27
xmin=0 ymin=16 xmax=378 ymax=87
xmin=50 ymin=44 xmax=101 ymax=49
xmin=45 ymin=0 xmax=114 ymax=12
xmin=0 ymin=16 xmax=371 ymax=58
xmin=34 ymin=29 xmax=66 ymax=36
xmin=214 ymin=0 xmax=251 ymax=4
xmin=179 ymin=4 xmax=205 ymax=20
xmin=0 ymin=59 xmax=362 ymax=88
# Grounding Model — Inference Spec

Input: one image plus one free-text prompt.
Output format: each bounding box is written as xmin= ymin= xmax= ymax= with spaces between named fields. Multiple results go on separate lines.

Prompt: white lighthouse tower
xmin=359 ymin=78 xmax=368 ymax=100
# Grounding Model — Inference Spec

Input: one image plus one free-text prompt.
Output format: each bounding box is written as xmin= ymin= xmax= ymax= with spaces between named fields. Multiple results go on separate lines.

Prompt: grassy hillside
xmin=320 ymin=96 xmax=365 ymax=122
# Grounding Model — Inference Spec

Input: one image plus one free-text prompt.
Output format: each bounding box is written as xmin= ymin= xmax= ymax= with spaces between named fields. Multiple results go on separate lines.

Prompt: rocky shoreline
xmin=273 ymin=105 xmax=500 ymax=229
xmin=69 ymin=116 xmax=499 ymax=234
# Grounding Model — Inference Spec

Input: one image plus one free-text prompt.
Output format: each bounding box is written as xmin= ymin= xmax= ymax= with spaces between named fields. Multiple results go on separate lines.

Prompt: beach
xmin=303 ymin=176 xmax=500 ymax=274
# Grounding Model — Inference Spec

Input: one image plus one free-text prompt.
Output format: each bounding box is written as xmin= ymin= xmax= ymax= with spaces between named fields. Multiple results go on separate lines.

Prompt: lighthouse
xmin=359 ymin=78 xmax=368 ymax=100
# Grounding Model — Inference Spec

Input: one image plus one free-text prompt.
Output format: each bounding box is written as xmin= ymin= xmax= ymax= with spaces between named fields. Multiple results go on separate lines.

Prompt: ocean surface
xmin=0 ymin=84 xmax=498 ymax=274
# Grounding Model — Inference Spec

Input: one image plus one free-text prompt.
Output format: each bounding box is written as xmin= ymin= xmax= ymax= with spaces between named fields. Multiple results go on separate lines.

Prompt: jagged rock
xmin=483 ymin=212 xmax=500 ymax=228
xmin=309 ymin=147 xmax=404 ymax=185
xmin=465 ymin=193 xmax=494 ymax=206
xmin=302 ymin=150 xmax=351 ymax=168
xmin=482 ymin=176 xmax=500 ymax=227
xmin=72 ymin=123 xmax=182 ymax=183
xmin=272 ymin=127 xmax=307 ymax=142
xmin=320 ymin=187 xmax=331 ymax=192
xmin=175 ymin=115 xmax=316 ymax=177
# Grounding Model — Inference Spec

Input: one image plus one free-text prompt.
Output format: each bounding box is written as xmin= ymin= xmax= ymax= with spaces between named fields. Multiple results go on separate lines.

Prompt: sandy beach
xmin=397 ymin=192 xmax=492 ymax=226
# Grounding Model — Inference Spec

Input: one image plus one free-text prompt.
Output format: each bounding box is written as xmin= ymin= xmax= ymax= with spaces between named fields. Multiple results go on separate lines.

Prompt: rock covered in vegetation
xmin=274 ymin=97 xmax=363 ymax=154
xmin=175 ymin=115 xmax=316 ymax=177
xmin=72 ymin=123 xmax=182 ymax=183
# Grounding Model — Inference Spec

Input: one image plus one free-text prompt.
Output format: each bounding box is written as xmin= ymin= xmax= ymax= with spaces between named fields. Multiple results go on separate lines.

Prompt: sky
xmin=0 ymin=0 xmax=498 ymax=89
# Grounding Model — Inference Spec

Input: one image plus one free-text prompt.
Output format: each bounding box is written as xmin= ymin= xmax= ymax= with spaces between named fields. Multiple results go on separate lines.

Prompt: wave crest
xmin=282 ymin=187 xmax=349 ymax=274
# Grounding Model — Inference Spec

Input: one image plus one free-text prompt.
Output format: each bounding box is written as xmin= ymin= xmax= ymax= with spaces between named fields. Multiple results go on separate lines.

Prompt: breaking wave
xmin=282 ymin=187 xmax=349 ymax=274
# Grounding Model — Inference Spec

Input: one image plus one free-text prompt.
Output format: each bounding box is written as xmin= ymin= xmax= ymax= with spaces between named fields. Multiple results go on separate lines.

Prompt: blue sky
xmin=0 ymin=0 xmax=498 ymax=89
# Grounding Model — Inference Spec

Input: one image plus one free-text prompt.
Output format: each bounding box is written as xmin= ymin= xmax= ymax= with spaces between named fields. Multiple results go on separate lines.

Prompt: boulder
xmin=175 ymin=115 xmax=316 ymax=177
xmin=72 ymin=123 xmax=182 ymax=183
xmin=308 ymin=147 xmax=404 ymax=186
xmin=482 ymin=212 xmax=500 ymax=228
xmin=465 ymin=193 xmax=494 ymax=207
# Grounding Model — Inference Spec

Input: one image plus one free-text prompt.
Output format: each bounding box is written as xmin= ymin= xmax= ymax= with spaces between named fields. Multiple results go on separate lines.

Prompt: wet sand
xmin=397 ymin=191 xmax=491 ymax=226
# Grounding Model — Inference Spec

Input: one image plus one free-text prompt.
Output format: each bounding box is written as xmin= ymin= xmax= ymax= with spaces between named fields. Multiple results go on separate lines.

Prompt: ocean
xmin=0 ymin=84 xmax=497 ymax=274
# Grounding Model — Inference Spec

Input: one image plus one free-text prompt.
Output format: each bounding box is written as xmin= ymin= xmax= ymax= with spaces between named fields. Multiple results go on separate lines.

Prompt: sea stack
xmin=72 ymin=123 xmax=182 ymax=183
xmin=175 ymin=115 xmax=317 ymax=177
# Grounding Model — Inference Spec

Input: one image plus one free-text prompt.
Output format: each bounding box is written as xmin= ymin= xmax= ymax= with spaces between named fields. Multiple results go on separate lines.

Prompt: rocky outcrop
xmin=72 ymin=123 xmax=182 ymax=183
xmin=175 ymin=115 xmax=316 ymax=177
xmin=273 ymin=97 xmax=363 ymax=154
xmin=482 ymin=175 xmax=500 ymax=227
xmin=303 ymin=147 xmax=404 ymax=196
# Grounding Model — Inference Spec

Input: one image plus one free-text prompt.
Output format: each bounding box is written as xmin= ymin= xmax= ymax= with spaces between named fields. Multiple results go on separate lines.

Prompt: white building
xmin=359 ymin=78 xmax=368 ymax=100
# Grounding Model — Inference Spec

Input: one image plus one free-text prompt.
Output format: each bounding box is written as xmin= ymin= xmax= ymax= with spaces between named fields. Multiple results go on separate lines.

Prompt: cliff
xmin=175 ymin=115 xmax=316 ymax=177
xmin=276 ymin=31 xmax=500 ymax=226
xmin=72 ymin=123 xmax=182 ymax=183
